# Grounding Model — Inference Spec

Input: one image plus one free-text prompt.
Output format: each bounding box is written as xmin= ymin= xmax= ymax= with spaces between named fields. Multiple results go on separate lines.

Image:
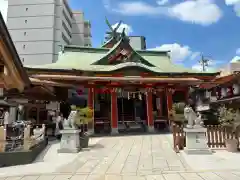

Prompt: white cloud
xmin=104 ymin=0 xmax=222 ymax=25
xmin=225 ymin=0 xmax=240 ymax=16
xmin=111 ymin=23 xmax=133 ymax=35
xmin=230 ymin=48 xmax=240 ymax=62
xmin=149 ymin=43 xmax=192 ymax=62
xmin=236 ymin=48 xmax=240 ymax=55
xmin=192 ymin=58 xmax=224 ymax=72
xmin=149 ymin=43 xmax=222 ymax=71
xmin=169 ymin=0 xmax=222 ymax=25
xmin=192 ymin=63 xmax=218 ymax=72
xmin=0 ymin=0 xmax=8 ymax=22
xmin=192 ymin=64 xmax=203 ymax=71
xmin=225 ymin=0 xmax=240 ymax=5
xmin=112 ymin=2 xmax=167 ymax=16
xmin=190 ymin=52 xmax=201 ymax=60
xmin=156 ymin=0 xmax=169 ymax=6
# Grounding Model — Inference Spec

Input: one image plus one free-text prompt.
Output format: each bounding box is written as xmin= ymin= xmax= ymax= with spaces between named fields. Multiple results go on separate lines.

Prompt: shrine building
xmin=0 ymin=13 xmax=220 ymax=134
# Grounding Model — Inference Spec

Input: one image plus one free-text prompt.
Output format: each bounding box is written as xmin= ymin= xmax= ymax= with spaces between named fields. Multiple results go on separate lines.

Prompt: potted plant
xmin=171 ymin=102 xmax=186 ymax=125
xmin=74 ymin=106 xmax=93 ymax=148
xmin=218 ymin=106 xmax=240 ymax=152
xmin=152 ymin=111 xmax=157 ymax=120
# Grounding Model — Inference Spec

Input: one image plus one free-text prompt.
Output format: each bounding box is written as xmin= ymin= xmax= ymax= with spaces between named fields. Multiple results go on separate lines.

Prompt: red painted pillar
xmin=146 ymin=91 xmax=154 ymax=130
xmin=111 ymin=90 xmax=118 ymax=134
xmin=166 ymin=88 xmax=173 ymax=119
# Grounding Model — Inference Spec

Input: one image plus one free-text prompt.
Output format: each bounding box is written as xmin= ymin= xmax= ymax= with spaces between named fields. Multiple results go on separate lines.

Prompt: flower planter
xmin=80 ymin=134 xmax=89 ymax=148
xmin=225 ymin=139 xmax=239 ymax=152
xmin=174 ymin=114 xmax=185 ymax=121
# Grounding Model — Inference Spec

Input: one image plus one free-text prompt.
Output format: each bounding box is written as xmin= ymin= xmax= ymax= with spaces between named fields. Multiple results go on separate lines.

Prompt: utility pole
xmin=199 ymin=54 xmax=210 ymax=72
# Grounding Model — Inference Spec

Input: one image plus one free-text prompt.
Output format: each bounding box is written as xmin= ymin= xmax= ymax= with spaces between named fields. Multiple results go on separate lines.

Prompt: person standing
xmin=4 ymin=109 xmax=10 ymax=130
xmin=51 ymin=111 xmax=57 ymax=136
xmin=55 ymin=112 xmax=63 ymax=140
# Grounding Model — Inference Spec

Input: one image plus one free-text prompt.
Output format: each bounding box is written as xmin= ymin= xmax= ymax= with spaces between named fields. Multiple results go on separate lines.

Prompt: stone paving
xmin=55 ymin=134 xmax=188 ymax=175
xmin=1 ymin=134 xmax=240 ymax=179
xmin=3 ymin=172 xmax=240 ymax=180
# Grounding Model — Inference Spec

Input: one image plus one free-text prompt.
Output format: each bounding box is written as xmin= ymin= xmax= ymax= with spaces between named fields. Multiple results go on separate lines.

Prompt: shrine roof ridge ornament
xmin=105 ymin=17 xmax=122 ymax=40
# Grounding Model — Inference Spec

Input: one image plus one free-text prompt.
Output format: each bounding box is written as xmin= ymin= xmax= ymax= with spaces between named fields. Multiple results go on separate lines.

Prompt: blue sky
xmin=69 ymin=0 xmax=240 ymax=71
xmin=0 ymin=0 xmax=239 ymax=71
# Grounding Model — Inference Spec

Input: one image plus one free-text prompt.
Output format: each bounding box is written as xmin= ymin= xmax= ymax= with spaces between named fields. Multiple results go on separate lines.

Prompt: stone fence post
xmin=0 ymin=126 xmax=6 ymax=152
xmin=23 ymin=125 xmax=31 ymax=150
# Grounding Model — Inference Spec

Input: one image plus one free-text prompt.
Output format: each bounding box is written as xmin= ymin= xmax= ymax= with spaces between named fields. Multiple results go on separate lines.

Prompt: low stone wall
xmin=0 ymin=138 xmax=48 ymax=167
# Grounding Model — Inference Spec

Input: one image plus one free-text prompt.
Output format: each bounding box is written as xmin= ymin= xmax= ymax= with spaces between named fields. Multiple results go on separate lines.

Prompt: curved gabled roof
xmin=92 ymin=36 xmax=155 ymax=67
xmin=26 ymin=37 xmax=219 ymax=76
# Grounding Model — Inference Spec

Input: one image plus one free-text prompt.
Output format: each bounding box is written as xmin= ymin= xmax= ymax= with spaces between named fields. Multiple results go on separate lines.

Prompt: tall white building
xmin=6 ymin=0 xmax=91 ymax=65
xmin=0 ymin=0 xmax=8 ymax=22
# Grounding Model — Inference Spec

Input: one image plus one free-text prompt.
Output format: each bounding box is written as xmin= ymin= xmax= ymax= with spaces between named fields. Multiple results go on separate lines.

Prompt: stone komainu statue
xmin=63 ymin=107 xmax=93 ymax=130
xmin=184 ymin=106 xmax=203 ymax=128
xmin=63 ymin=111 xmax=78 ymax=129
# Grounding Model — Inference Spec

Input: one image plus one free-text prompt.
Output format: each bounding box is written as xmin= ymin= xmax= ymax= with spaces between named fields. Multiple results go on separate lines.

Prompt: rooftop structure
xmin=103 ymin=19 xmax=146 ymax=50
xmin=128 ymin=36 xmax=146 ymax=50
xmin=6 ymin=0 xmax=91 ymax=65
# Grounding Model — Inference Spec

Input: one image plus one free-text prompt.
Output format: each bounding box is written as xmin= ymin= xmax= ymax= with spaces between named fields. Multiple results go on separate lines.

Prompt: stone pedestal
xmin=58 ymin=129 xmax=81 ymax=153
xmin=111 ymin=128 xmax=119 ymax=135
xmin=184 ymin=127 xmax=212 ymax=154
xmin=88 ymin=128 xmax=94 ymax=135
xmin=147 ymin=126 xmax=155 ymax=133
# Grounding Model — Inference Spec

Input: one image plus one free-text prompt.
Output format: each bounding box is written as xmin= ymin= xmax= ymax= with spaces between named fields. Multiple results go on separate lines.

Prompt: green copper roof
xmin=25 ymin=39 xmax=218 ymax=75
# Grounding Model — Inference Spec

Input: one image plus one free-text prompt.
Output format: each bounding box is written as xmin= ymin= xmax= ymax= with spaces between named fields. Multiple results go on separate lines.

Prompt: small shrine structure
xmin=199 ymin=71 xmax=240 ymax=106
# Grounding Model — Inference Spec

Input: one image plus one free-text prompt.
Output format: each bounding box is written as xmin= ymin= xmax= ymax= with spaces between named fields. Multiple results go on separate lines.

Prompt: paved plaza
xmin=1 ymin=134 xmax=240 ymax=179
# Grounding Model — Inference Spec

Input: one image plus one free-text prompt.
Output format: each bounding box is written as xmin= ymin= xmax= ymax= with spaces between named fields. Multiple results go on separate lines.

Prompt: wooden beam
xmin=0 ymin=40 xmax=25 ymax=91
xmin=30 ymin=78 xmax=76 ymax=88
xmin=30 ymin=74 xmax=203 ymax=84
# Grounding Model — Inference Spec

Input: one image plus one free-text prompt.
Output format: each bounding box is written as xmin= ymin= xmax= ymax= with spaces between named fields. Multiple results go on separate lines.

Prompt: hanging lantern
xmin=189 ymin=86 xmax=194 ymax=93
xmin=233 ymin=84 xmax=239 ymax=95
xmin=133 ymin=92 xmax=135 ymax=98
xmin=152 ymin=89 xmax=156 ymax=94
xmin=227 ymin=86 xmax=233 ymax=97
xmin=205 ymin=90 xmax=211 ymax=98
xmin=147 ymin=88 xmax=152 ymax=92
xmin=138 ymin=93 xmax=142 ymax=100
xmin=121 ymin=91 xmax=124 ymax=98
xmin=221 ymin=88 xmax=227 ymax=98
xmin=216 ymin=87 xmax=221 ymax=99
xmin=168 ymin=88 xmax=175 ymax=94
xmin=118 ymin=88 xmax=122 ymax=93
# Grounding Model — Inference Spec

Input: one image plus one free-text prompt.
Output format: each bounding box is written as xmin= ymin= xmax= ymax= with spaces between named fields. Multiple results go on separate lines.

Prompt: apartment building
xmin=0 ymin=0 xmax=8 ymax=22
xmin=7 ymin=0 xmax=91 ymax=65
xmin=129 ymin=36 xmax=146 ymax=50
